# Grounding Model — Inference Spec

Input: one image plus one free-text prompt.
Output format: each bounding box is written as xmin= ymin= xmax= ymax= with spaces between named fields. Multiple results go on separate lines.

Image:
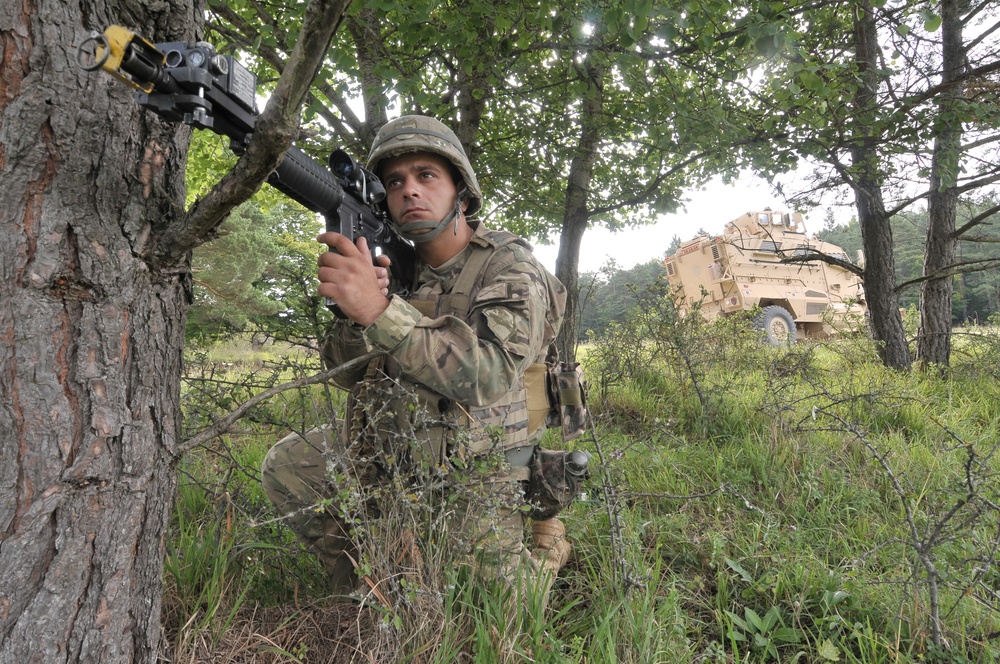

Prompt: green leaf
xmin=745 ymin=608 xmax=765 ymax=632
xmin=772 ymin=627 xmax=801 ymax=644
xmin=725 ymin=610 xmax=749 ymax=632
xmin=818 ymin=638 xmax=841 ymax=661
xmin=820 ymin=590 xmax=851 ymax=613
xmin=924 ymin=14 xmax=942 ymax=32
xmin=761 ymin=606 xmax=780 ymax=633
xmin=725 ymin=557 xmax=754 ymax=583
xmin=800 ymin=71 xmax=824 ymax=91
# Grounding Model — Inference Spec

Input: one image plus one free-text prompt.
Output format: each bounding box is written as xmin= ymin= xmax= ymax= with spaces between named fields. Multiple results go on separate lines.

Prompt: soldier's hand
xmin=317 ymin=233 xmax=391 ymax=326
xmin=374 ymin=253 xmax=391 ymax=295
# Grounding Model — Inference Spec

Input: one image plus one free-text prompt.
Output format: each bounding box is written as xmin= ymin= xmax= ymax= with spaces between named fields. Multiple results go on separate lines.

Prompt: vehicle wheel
xmin=756 ymin=305 xmax=796 ymax=346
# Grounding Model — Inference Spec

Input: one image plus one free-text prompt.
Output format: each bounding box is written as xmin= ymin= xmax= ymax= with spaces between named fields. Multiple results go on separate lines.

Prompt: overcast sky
xmin=530 ymin=173 xmax=859 ymax=274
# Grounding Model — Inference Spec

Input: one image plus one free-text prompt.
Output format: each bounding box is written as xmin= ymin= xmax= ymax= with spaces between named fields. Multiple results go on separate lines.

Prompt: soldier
xmin=261 ymin=115 xmax=571 ymax=598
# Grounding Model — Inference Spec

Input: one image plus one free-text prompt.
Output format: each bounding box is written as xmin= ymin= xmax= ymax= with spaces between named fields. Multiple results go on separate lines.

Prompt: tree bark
xmin=850 ymin=0 xmax=911 ymax=371
xmin=917 ymin=0 xmax=963 ymax=370
xmin=555 ymin=60 xmax=605 ymax=363
xmin=347 ymin=8 xmax=390 ymax=147
xmin=1 ymin=4 xmax=196 ymax=661
xmin=1 ymin=0 xmax=352 ymax=655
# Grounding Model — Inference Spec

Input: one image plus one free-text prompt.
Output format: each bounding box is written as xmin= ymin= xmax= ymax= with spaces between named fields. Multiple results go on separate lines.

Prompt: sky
xmin=530 ymin=173 xmax=858 ymax=275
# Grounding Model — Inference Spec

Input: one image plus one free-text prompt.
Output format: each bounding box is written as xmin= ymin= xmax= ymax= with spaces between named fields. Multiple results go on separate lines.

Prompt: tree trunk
xmin=855 ymin=186 xmax=911 ymax=370
xmin=348 ymin=8 xmax=390 ymax=147
xmin=555 ymin=61 xmax=605 ymax=363
xmin=555 ymin=209 xmax=589 ymax=362
xmin=917 ymin=0 xmax=963 ymax=370
xmin=1 ymin=4 xmax=195 ymax=660
xmin=850 ymin=0 xmax=911 ymax=371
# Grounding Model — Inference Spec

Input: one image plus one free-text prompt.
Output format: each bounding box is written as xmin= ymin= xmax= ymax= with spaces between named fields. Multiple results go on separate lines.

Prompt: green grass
xmin=167 ymin=321 xmax=1000 ymax=662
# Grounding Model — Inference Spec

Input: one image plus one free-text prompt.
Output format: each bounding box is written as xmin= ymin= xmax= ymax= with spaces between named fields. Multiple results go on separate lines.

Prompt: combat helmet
xmin=367 ymin=116 xmax=482 ymax=242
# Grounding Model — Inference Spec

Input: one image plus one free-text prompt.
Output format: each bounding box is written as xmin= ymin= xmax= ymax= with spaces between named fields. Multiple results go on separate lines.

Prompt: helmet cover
xmin=366 ymin=115 xmax=482 ymax=217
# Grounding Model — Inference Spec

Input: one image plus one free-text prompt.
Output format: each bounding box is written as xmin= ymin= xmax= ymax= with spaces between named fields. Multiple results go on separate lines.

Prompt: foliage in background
xmin=817 ymin=196 xmax=1000 ymax=325
xmin=186 ymin=193 xmax=328 ymax=347
xmin=577 ymin=258 xmax=667 ymax=341
xmin=202 ymin=0 xmax=998 ymax=367
xmin=187 ymin=203 xmax=283 ymax=341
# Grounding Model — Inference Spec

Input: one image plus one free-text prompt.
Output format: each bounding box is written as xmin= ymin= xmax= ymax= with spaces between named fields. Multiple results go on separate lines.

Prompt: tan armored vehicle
xmin=663 ymin=209 xmax=866 ymax=344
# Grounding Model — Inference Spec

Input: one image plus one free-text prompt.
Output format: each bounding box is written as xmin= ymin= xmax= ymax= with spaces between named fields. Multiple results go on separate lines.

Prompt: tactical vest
xmin=402 ymin=228 xmax=565 ymax=459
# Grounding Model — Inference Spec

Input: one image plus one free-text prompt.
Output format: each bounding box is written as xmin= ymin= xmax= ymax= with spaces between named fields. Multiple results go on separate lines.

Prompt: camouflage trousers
xmin=261 ymin=426 xmax=563 ymax=596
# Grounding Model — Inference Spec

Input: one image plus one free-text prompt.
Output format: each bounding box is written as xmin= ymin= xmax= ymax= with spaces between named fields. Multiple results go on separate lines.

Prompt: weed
xmin=165 ymin=299 xmax=1000 ymax=662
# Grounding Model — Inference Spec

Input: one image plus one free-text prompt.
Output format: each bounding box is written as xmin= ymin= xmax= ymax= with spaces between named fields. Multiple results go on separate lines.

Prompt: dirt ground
xmin=161 ymin=600 xmax=402 ymax=664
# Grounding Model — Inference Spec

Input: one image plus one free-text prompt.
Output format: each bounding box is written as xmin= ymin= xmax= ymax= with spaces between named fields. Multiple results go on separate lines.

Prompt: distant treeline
xmin=816 ymin=205 xmax=1000 ymax=325
xmin=576 ymin=258 xmax=668 ymax=340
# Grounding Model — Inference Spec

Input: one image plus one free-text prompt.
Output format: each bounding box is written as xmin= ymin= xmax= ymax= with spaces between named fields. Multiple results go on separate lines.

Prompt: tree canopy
xmin=188 ymin=0 xmax=999 ymax=367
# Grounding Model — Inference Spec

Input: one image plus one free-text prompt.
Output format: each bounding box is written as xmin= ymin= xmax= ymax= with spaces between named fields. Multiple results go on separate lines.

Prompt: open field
xmin=166 ymin=318 xmax=1000 ymax=663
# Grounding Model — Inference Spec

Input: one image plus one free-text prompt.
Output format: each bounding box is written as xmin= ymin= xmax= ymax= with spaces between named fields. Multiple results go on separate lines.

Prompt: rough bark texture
xmin=917 ymin=0 xmax=962 ymax=370
xmin=850 ymin=0 xmax=911 ymax=371
xmin=1 ymin=2 xmax=195 ymax=661
xmin=555 ymin=61 xmax=605 ymax=363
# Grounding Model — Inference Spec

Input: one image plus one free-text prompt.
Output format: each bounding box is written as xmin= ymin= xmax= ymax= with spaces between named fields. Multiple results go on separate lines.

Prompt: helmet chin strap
xmin=395 ymin=188 xmax=469 ymax=245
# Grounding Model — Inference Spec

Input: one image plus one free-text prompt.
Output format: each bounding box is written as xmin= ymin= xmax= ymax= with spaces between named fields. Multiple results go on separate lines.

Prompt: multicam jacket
xmin=322 ymin=222 xmax=566 ymax=464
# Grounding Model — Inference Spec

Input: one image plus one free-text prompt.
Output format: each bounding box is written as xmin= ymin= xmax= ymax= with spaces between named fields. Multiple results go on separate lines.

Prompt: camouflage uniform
xmin=262 ymin=221 xmax=567 ymax=592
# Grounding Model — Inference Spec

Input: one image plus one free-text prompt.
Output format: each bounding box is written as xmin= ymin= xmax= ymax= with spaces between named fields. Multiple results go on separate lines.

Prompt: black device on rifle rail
xmin=76 ymin=25 xmax=416 ymax=317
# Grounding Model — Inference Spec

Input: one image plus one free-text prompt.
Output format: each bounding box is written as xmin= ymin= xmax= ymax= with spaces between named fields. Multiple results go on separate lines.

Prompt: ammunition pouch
xmin=526 ymin=361 xmax=588 ymax=442
xmin=524 ymin=449 xmax=591 ymax=520
xmin=545 ymin=362 xmax=587 ymax=441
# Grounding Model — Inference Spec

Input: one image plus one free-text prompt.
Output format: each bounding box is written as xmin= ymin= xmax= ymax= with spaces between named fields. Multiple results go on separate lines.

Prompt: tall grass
xmin=167 ymin=318 xmax=1000 ymax=662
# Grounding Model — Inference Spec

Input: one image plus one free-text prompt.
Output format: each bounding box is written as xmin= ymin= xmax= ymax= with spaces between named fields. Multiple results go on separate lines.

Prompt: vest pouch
xmin=524 ymin=363 xmax=550 ymax=436
xmin=546 ymin=362 xmax=588 ymax=442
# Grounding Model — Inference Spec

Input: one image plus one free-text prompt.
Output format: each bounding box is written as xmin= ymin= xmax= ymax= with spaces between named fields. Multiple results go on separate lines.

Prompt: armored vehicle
xmin=663 ymin=209 xmax=866 ymax=344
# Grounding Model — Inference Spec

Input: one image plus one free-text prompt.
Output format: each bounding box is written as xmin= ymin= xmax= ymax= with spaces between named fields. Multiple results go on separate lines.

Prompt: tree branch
xmin=896 ymin=257 xmax=1000 ymax=292
xmin=207 ymin=2 xmax=366 ymax=145
xmin=178 ymin=351 xmax=383 ymax=455
xmin=779 ymin=248 xmax=865 ymax=277
xmin=157 ymin=0 xmax=351 ymax=265
xmin=954 ymin=203 xmax=1000 ymax=238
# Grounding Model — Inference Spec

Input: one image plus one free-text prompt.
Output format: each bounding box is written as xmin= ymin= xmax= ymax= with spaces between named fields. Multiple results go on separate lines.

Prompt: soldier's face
xmin=381 ymin=152 xmax=466 ymax=230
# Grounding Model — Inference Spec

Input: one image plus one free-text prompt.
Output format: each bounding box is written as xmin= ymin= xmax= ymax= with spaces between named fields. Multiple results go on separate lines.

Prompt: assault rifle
xmin=77 ymin=26 xmax=415 ymax=317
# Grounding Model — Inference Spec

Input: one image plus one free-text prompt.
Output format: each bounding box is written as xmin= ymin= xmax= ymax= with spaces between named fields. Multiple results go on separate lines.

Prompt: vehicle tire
xmin=756 ymin=305 xmax=796 ymax=346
